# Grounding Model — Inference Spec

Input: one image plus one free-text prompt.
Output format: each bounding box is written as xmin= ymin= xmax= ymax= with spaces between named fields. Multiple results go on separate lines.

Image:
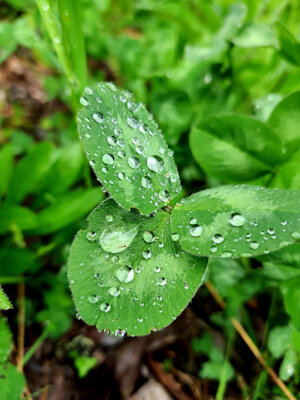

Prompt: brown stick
xmin=205 ymin=281 xmax=296 ymax=400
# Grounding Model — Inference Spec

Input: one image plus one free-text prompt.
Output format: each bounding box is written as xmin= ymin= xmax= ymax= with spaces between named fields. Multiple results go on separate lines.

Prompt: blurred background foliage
xmin=0 ymin=0 xmax=300 ymax=399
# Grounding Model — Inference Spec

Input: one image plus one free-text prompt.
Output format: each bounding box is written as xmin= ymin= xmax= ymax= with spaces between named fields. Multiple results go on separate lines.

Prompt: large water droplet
xmin=229 ymin=213 xmax=245 ymax=227
xmin=116 ymin=265 xmax=134 ymax=283
xmin=147 ymin=156 xmax=164 ymax=173
xmin=100 ymin=224 xmax=139 ymax=253
xmin=93 ymin=112 xmax=104 ymax=123
xmin=102 ymin=154 xmax=114 ymax=165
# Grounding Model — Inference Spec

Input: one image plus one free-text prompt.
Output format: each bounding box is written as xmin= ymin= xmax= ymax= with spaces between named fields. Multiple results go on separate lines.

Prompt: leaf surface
xmin=171 ymin=185 xmax=300 ymax=258
xmin=68 ymin=199 xmax=207 ymax=336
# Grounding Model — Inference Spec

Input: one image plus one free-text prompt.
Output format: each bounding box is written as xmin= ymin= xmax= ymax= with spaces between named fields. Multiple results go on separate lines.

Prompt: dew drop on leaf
xmin=171 ymin=233 xmax=180 ymax=241
xmin=100 ymin=303 xmax=111 ymax=313
xmin=142 ymin=251 xmax=152 ymax=259
xmin=141 ymin=176 xmax=152 ymax=189
xmin=189 ymin=218 xmax=197 ymax=225
xmin=86 ymin=231 xmax=97 ymax=242
xmin=102 ymin=154 xmax=114 ymax=165
xmin=189 ymin=225 xmax=203 ymax=237
xmin=116 ymin=265 xmax=134 ymax=283
xmin=158 ymin=190 xmax=170 ymax=201
xmin=100 ymin=225 xmax=139 ymax=253
xmin=109 ymin=287 xmax=120 ymax=297
xmin=212 ymin=234 xmax=224 ymax=244
xmin=159 ymin=277 xmax=167 ymax=286
xmin=127 ymin=116 xmax=139 ymax=128
xmin=249 ymin=241 xmax=259 ymax=250
xmin=128 ymin=156 xmax=141 ymax=169
xmin=88 ymin=295 xmax=98 ymax=304
xmin=93 ymin=112 xmax=104 ymax=123
xmin=143 ymin=230 xmax=155 ymax=243
xmin=229 ymin=213 xmax=245 ymax=227
xmin=80 ymin=96 xmax=88 ymax=106
xmin=146 ymin=156 xmax=164 ymax=173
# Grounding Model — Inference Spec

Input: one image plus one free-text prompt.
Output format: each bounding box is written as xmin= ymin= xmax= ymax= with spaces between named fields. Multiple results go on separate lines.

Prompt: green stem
xmin=23 ymin=326 xmax=49 ymax=366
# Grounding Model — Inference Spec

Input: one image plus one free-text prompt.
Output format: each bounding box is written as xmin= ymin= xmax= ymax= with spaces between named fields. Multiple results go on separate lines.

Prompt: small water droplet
xmin=171 ymin=233 xmax=180 ymax=241
xmin=139 ymin=123 xmax=148 ymax=134
xmin=93 ymin=112 xmax=104 ymax=123
xmin=292 ymin=232 xmax=300 ymax=240
xmin=212 ymin=234 xmax=224 ymax=244
xmin=107 ymin=135 xmax=117 ymax=146
xmin=250 ymin=241 xmax=260 ymax=250
xmin=118 ymin=172 xmax=125 ymax=180
xmin=102 ymin=154 xmax=114 ymax=165
xmin=86 ymin=231 xmax=97 ymax=242
xmin=127 ymin=116 xmax=139 ymax=128
xmin=159 ymin=277 xmax=167 ymax=286
xmin=143 ymin=251 xmax=152 ymax=259
xmin=147 ymin=156 xmax=164 ymax=173
xmin=141 ymin=176 xmax=152 ymax=189
xmin=116 ymin=265 xmax=134 ymax=283
xmin=143 ymin=230 xmax=155 ymax=243
xmin=190 ymin=225 xmax=203 ymax=237
xmin=128 ymin=156 xmax=141 ymax=169
xmin=109 ymin=287 xmax=120 ymax=297
xmin=106 ymin=214 xmax=113 ymax=222
xmin=80 ymin=96 xmax=88 ymax=106
xmin=189 ymin=218 xmax=197 ymax=225
xmin=158 ymin=189 xmax=169 ymax=202
xmin=89 ymin=160 xmax=95 ymax=167
xmin=229 ymin=213 xmax=245 ymax=227
xmin=100 ymin=303 xmax=111 ymax=312
xmin=88 ymin=295 xmax=98 ymax=304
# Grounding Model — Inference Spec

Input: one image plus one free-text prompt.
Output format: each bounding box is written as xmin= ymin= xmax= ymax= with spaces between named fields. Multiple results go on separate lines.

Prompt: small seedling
xmin=68 ymin=82 xmax=300 ymax=336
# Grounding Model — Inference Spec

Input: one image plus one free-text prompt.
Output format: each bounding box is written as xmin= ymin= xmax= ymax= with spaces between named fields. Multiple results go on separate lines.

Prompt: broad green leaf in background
xmin=6 ymin=142 xmax=53 ymax=204
xmin=0 ymin=287 xmax=12 ymax=311
xmin=171 ymin=185 xmax=300 ymax=258
xmin=276 ymin=22 xmax=300 ymax=66
xmin=0 ymin=144 xmax=13 ymax=198
xmin=258 ymin=243 xmax=300 ymax=268
xmin=268 ymin=91 xmax=300 ymax=158
xmin=268 ymin=324 xmax=292 ymax=359
xmin=0 ymin=205 xmax=38 ymax=235
xmin=281 ymin=277 xmax=300 ymax=331
xmin=189 ymin=115 xmax=282 ymax=183
xmin=29 ymin=187 xmax=103 ymax=235
xmin=233 ymin=22 xmax=279 ymax=48
xmin=271 ymin=148 xmax=300 ymax=190
xmin=0 ymin=363 xmax=26 ymax=400
xmin=0 ymin=318 xmax=12 ymax=364
xmin=0 ymin=248 xmax=41 ymax=276
xmin=279 ymin=348 xmax=298 ymax=382
xmin=78 ymin=82 xmax=181 ymax=215
xmin=68 ymin=199 xmax=207 ymax=336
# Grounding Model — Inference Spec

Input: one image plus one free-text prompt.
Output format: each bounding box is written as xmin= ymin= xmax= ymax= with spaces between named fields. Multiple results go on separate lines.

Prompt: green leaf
xmin=0 ymin=287 xmax=12 ymax=311
xmin=258 ymin=243 xmax=300 ymax=268
xmin=29 ymin=187 xmax=103 ymax=235
xmin=171 ymin=185 xmax=300 ymax=258
xmin=74 ymin=356 xmax=97 ymax=378
xmin=200 ymin=361 xmax=234 ymax=382
xmin=268 ymin=325 xmax=292 ymax=359
xmin=77 ymin=82 xmax=181 ymax=215
xmin=0 ymin=363 xmax=26 ymax=400
xmin=268 ymin=91 xmax=300 ymax=158
xmin=68 ymin=198 xmax=207 ymax=336
xmin=276 ymin=22 xmax=300 ymax=66
xmin=0 ymin=248 xmax=41 ymax=276
xmin=0 ymin=205 xmax=38 ymax=235
xmin=0 ymin=317 xmax=13 ymax=364
xmin=233 ymin=22 xmax=279 ymax=48
xmin=281 ymin=277 xmax=300 ymax=331
xmin=189 ymin=115 xmax=282 ymax=183
xmin=271 ymin=148 xmax=300 ymax=190
xmin=279 ymin=348 xmax=297 ymax=381
xmin=0 ymin=144 xmax=13 ymax=198
xmin=6 ymin=142 xmax=54 ymax=204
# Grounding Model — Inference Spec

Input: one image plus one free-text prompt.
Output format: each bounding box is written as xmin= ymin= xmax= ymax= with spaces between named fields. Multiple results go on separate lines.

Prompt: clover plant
xmin=68 ymin=82 xmax=300 ymax=337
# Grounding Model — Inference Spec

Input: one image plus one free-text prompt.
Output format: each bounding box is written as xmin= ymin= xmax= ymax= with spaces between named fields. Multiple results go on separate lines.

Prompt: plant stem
xmin=23 ymin=327 xmax=49 ymax=366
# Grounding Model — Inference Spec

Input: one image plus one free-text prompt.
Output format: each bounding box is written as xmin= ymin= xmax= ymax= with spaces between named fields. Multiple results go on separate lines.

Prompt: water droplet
xmin=100 ymin=303 xmax=111 ymax=312
xmin=143 ymin=230 xmax=155 ymax=243
xmin=189 ymin=218 xmax=197 ymax=225
xmin=88 ymin=295 xmax=98 ymax=304
xmin=93 ymin=112 xmax=104 ymax=123
xmin=250 ymin=241 xmax=260 ymax=250
xmin=116 ymin=265 xmax=134 ymax=283
xmin=292 ymin=232 xmax=300 ymax=240
xmin=267 ymin=228 xmax=275 ymax=235
xmin=212 ymin=234 xmax=224 ymax=244
xmin=118 ymin=172 xmax=125 ymax=180
xmin=127 ymin=101 xmax=140 ymax=112
xmin=127 ymin=116 xmax=139 ymax=128
xmin=190 ymin=225 xmax=203 ymax=237
xmin=158 ymin=190 xmax=169 ymax=202
xmin=139 ymin=123 xmax=148 ymax=134
xmin=141 ymin=176 xmax=152 ymax=189
xmin=229 ymin=213 xmax=245 ymax=227
xmin=117 ymin=138 xmax=125 ymax=147
xmin=117 ymin=150 xmax=126 ymax=159
xmin=136 ymin=146 xmax=144 ymax=154
xmin=106 ymin=214 xmax=113 ymax=222
xmin=159 ymin=277 xmax=167 ymax=286
xmin=221 ymin=252 xmax=232 ymax=258
xmin=89 ymin=160 xmax=95 ymax=167
xmin=112 ymin=255 xmax=119 ymax=263
xmin=137 ymin=317 xmax=143 ymax=323
xmin=107 ymin=135 xmax=117 ymax=146
xmin=80 ymin=96 xmax=88 ymax=106
xmin=128 ymin=156 xmax=141 ymax=169
xmin=100 ymin=224 xmax=138 ymax=253
xmin=114 ymin=127 xmax=122 ymax=136
xmin=86 ymin=231 xmax=97 ymax=242
xmin=210 ymin=246 xmax=217 ymax=253
xmin=147 ymin=156 xmax=164 ymax=173
xmin=143 ymin=251 xmax=152 ymax=259
xmin=171 ymin=233 xmax=180 ymax=241
xmin=102 ymin=154 xmax=114 ymax=165
xmin=109 ymin=287 xmax=120 ymax=297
